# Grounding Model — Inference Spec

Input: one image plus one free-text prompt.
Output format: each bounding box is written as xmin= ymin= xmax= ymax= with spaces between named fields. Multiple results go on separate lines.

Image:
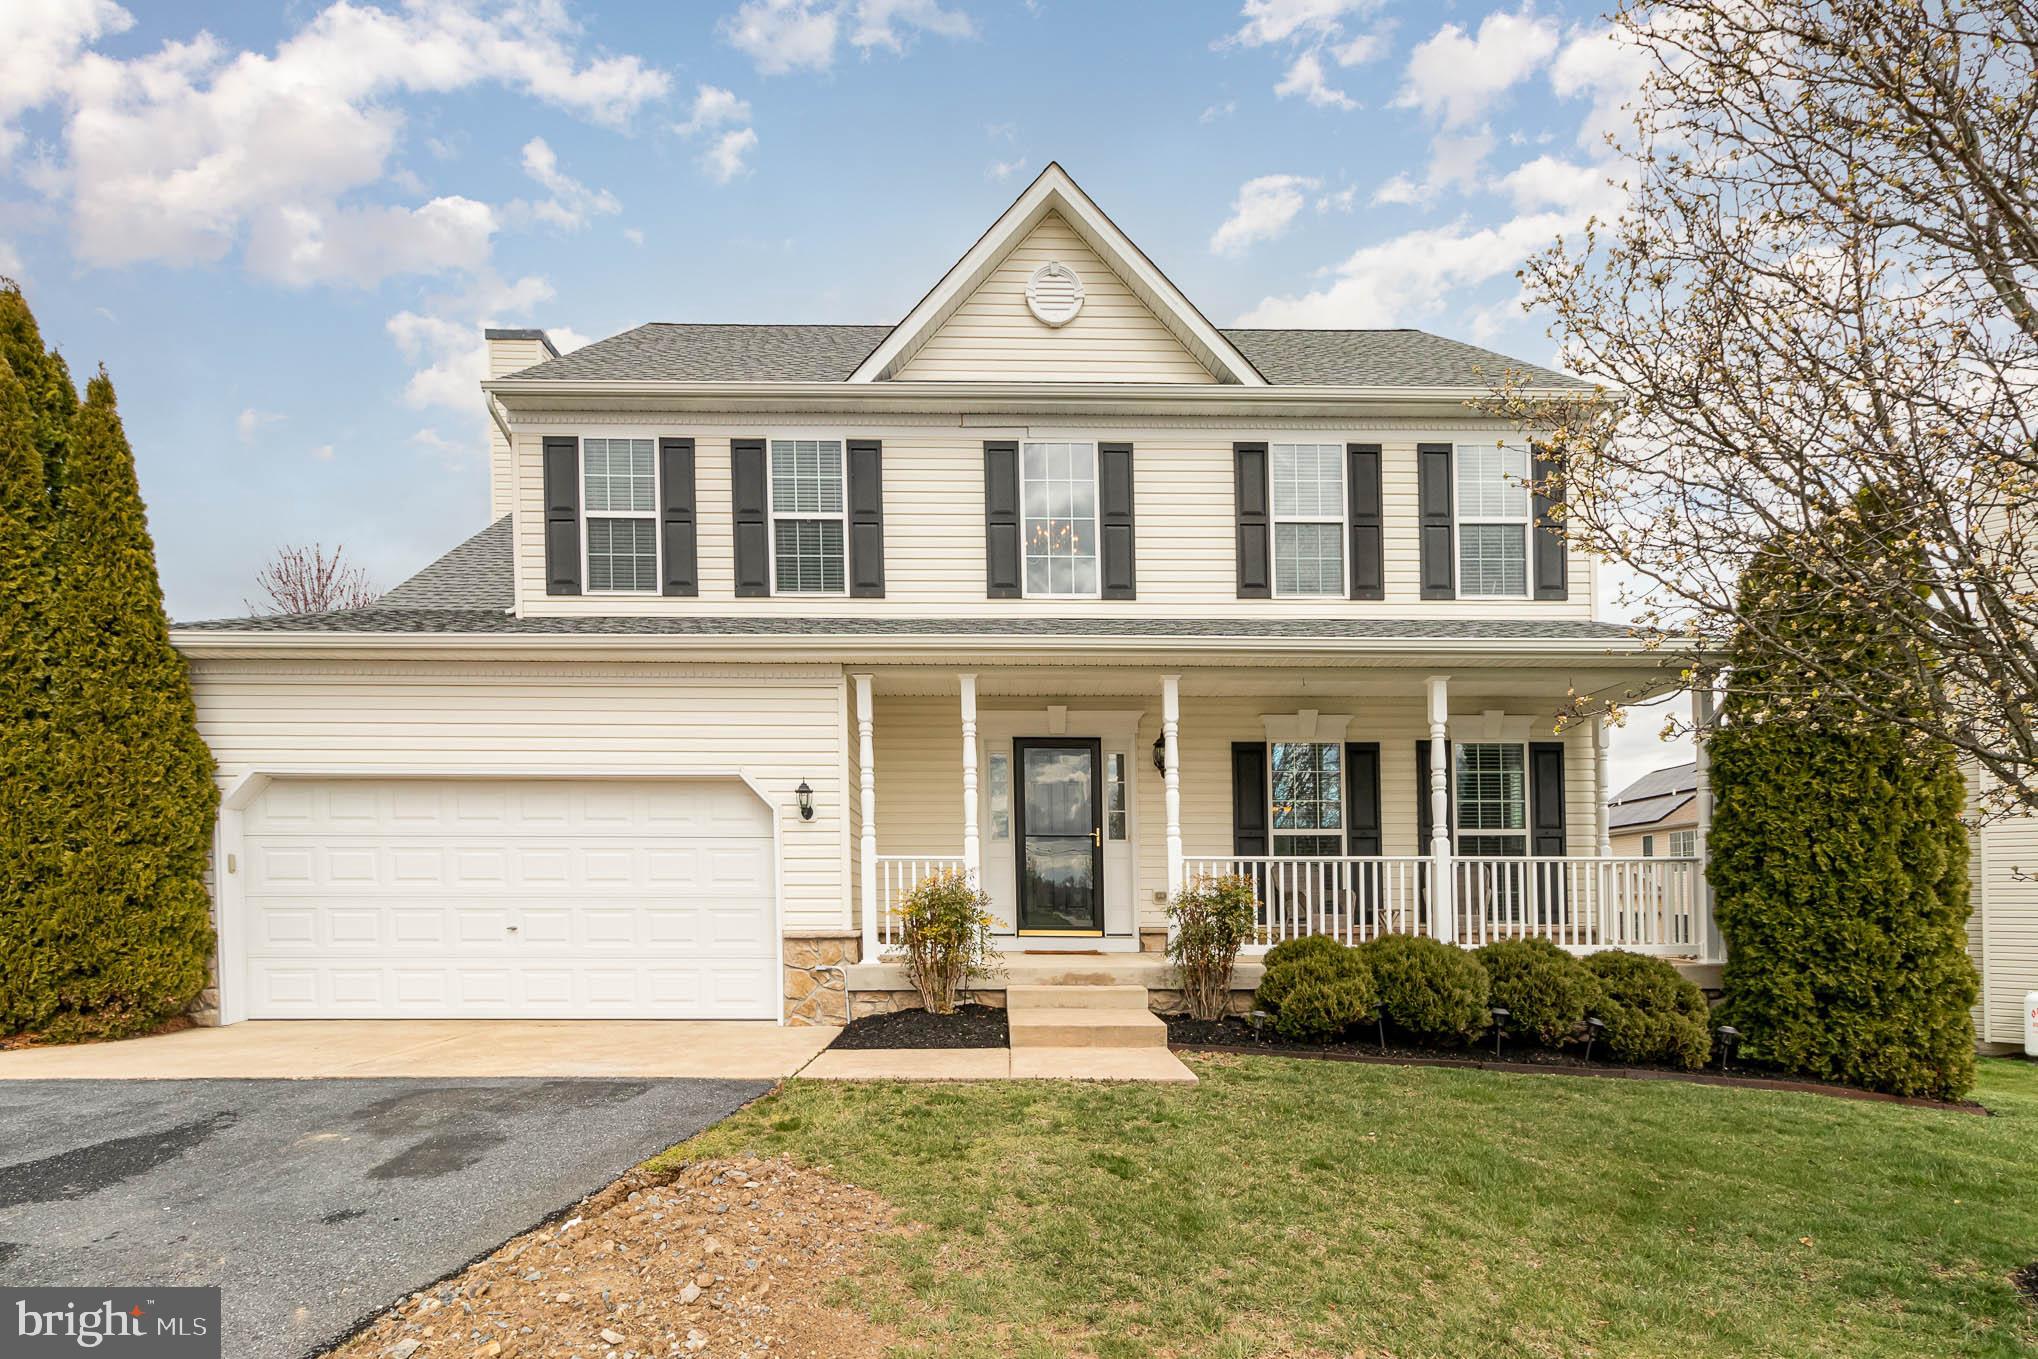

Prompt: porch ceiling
xmin=861 ymin=662 xmax=1670 ymax=705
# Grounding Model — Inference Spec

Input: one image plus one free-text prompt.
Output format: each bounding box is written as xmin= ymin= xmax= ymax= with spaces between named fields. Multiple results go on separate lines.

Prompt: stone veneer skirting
xmin=782 ymin=930 xmax=863 ymax=1026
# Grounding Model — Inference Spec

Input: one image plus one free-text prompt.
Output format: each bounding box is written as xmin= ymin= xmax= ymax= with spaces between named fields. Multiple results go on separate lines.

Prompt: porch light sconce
xmin=1152 ymin=735 xmax=1167 ymax=775
xmin=795 ymin=781 xmax=814 ymax=822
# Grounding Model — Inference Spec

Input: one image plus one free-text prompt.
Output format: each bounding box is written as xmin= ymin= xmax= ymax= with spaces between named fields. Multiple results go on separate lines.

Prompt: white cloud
xmin=723 ymin=0 xmax=971 ymax=75
xmin=1549 ymin=21 xmax=1654 ymax=148
xmin=1218 ymin=0 xmax=1388 ymax=110
xmin=1366 ymin=130 xmax=1492 ymax=209
xmin=0 ymin=236 xmax=21 ymax=276
xmin=1222 ymin=0 xmax=1375 ymax=49
xmin=310 ymin=443 xmax=334 ymax=461
xmin=1371 ymin=173 xmax=1422 ymax=207
xmin=1237 ymin=210 xmax=1570 ymax=326
xmin=675 ymin=84 xmax=752 ymax=137
xmin=987 ymin=156 xmax=1027 ymax=182
xmin=518 ymin=137 xmax=619 ymax=231
xmin=32 ymin=1 xmax=665 ymax=282
xmin=387 ymin=272 xmax=555 ymax=413
xmin=1496 ymin=153 xmax=1622 ymax=217
xmin=0 ymin=0 xmax=131 ymax=163
xmin=702 ymin=127 xmax=759 ymax=183
xmin=1199 ymin=99 xmax=1237 ymax=124
xmin=1316 ymin=185 xmax=1355 ymax=213
xmin=236 ymin=407 xmax=283 ymax=442
xmin=622 ymin=226 xmax=644 ymax=246
xmin=1274 ymin=51 xmax=1354 ymax=110
xmin=1211 ymin=173 xmax=1320 ymax=257
xmin=1395 ymin=4 xmax=1559 ymax=129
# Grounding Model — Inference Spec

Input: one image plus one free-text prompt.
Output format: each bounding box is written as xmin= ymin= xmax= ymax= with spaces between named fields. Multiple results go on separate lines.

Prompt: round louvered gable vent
xmin=1024 ymin=261 xmax=1085 ymax=327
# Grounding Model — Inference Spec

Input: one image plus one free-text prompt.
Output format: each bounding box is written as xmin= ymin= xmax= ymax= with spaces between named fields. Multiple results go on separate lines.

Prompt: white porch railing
xmin=1181 ymin=854 xmax=1708 ymax=957
xmin=1180 ymin=856 xmax=1434 ymax=947
xmin=871 ymin=854 xmax=967 ymax=950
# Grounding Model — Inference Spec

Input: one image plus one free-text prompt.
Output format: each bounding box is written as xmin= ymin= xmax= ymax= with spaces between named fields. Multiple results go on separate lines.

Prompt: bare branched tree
xmin=247 ymin=543 xmax=380 ymax=616
xmin=1487 ymin=0 xmax=2038 ymax=814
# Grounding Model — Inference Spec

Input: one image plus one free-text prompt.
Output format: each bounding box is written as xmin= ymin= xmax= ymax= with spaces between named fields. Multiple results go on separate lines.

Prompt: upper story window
xmin=1271 ymin=741 xmax=1343 ymax=856
xmin=770 ymin=439 xmax=846 ymax=593
xmin=1455 ymin=742 xmax=1527 ymax=855
xmin=583 ymin=437 xmax=657 ymax=592
xmin=1021 ymin=441 xmax=1098 ymax=598
xmin=1455 ymin=443 xmax=1531 ymax=597
xmin=1271 ymin=443 xmax=1344 ymax=596
xmin=1668 ymin=829 xmax=1697 ymax=858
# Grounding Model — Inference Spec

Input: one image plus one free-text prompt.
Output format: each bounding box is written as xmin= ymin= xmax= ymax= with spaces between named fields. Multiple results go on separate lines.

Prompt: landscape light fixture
xmin=1490 ymin=1007 xmax=1511 ymax=1058
xmin=1584 ymin=1015 xmax=1606 ymax=1064
xmin=795 ymin=781 xmax=814 ymax=822
xmin=1716 ymin=1024 xmax=1740 ymax=1073
xmin=1373 ymin=1003 xmax=1387 ymax=1054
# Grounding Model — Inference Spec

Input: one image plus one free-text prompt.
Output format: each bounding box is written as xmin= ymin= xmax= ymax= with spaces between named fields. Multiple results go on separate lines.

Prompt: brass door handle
xmin=1092 ymin=827 xmax=1102 ymax=846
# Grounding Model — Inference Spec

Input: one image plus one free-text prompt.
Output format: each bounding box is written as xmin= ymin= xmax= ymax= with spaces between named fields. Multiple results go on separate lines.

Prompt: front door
xmin=1013 ymin=738 xmax=1104 ymax=935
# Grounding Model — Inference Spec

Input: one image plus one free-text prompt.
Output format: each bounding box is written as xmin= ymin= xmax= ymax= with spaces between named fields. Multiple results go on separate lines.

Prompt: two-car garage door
xmin=241 ymin=778 xmax=778 ymax=1019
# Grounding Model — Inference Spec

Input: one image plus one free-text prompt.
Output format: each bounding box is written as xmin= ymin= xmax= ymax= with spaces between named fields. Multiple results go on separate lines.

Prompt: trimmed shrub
xmin=1583 ymin=951 xmax=1712 ymax=1070
xmin=897 ymin=869 xmax=1000 ymax=1015
xmin=1709 ymin=492 xmax=1976 ymax=1099
xmin=1255 ymin=939 xmax=1377 ymax=1031
xmin=1167 ymin=874 xmax=1258 ymax=1021
xmin=1360 ymin=935 xmax=1491 ymax=1043
xmin=1476 ymin=938 xmax=1601 ymax=1046
xmin=1273 ymin=968 xmax=1379 ymax=1042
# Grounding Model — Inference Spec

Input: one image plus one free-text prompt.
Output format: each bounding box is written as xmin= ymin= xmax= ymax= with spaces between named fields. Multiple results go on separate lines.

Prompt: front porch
xmin=846 ymin=665 xmax=1721 ymax=981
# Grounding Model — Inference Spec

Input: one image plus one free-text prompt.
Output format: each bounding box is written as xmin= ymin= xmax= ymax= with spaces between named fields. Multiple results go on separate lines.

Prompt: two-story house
xmin=173 ymin=165 xmax=1710 ymax=1027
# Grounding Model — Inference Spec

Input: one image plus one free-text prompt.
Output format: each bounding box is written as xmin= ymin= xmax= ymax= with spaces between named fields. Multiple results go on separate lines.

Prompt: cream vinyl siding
xmin=894 ymin=213 xmax=1217 ymax=384
xmin=1973 ymin=786 xmax=2038 ymax=1046
xmin=514 ymin=420 xmax=1595 ymax=618
xmin=864 ymin=691 xmax=1598 ymax=930
xmin=190 ymin=659 xmax=850 ymax=931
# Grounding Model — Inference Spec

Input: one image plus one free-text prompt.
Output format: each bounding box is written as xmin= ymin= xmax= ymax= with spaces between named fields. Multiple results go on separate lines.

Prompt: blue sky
xmin=1 ymin=0 xmax=1687 ymax=781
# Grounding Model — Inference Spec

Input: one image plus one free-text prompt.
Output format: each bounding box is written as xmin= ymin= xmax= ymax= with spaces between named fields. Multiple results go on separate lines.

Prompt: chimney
xmin=482 ymin=328 xmax=559 ymax=522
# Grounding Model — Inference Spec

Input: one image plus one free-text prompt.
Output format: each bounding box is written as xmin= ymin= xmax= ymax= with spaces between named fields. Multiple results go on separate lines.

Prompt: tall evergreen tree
xmin=0 ymin=344 xmax=57 ymax=1030
xmin=0 ymin=283 xmax=77 ymax=507
xmin=1710 ymin=491 xmax=1977 ymax=1099
xmin=27 ymin=370 xmax=218 ymax=1037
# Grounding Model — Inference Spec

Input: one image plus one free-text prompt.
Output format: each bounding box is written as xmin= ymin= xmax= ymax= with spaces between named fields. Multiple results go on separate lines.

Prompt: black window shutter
xmin=1417 ymin=442 xmax=1455 ymax=600
xmin=1529 ymin=742 xmax=1567 ymax=857
xmin=984 ymin=440 xmax=1021 ymax=598
xmin=731 ymin=437 xmax=769 ymax=597
xmin=1234 ymin=442 xmax=1271 ymax=598
xmin=1347 ymin=443 xmax=1383 ymax=600
xmin=1415 ymin=740 xmax=1457 ymax=848
xmin=542 ymin=435 xmax=581 ymax=596
xmin=659 ymin=437 xmax=697 ymax=597
xmin=1099 ymin=441 xmax=1136 ymax=599
xmin=1344 ymin=742 xmax=1382 ymax=856
xmin=1531 ymin=444 xmax=1568 ymax=600
xmin=847 ymin=438 xmax=885 ymax=598
xmin=1231 ymin=742 xmax=1269 ymax=856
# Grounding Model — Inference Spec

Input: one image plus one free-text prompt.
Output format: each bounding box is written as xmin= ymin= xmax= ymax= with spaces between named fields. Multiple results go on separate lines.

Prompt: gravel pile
xmin=326 ymin=1156 xmax=898 ymax=1359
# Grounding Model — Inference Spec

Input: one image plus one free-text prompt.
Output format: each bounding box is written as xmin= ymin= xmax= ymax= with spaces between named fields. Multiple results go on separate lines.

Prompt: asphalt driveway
xmin=0 ymin=1077 xmax=771 ymax=1359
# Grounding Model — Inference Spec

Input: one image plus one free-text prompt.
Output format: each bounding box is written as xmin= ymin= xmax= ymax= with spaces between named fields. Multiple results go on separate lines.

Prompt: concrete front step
xmin=1008 ymin=1008 xmax=1168 ymax=1049
xmin=1005 ymin=984 xmax=1150 ymax=1012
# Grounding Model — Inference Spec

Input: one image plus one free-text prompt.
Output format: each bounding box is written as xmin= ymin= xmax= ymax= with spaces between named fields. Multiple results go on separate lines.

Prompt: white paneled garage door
xmin=241 ymin=778 xmax=777 ymax=1019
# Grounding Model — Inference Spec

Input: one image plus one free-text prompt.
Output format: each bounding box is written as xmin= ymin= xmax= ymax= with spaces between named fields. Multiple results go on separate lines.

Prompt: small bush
xmin=1584 ymin=951 xmax=1713 ymax=1070
xmin=1167 ymin=874 xmax=1258 ymax=1021
xmin=1360 ymin=935 xmax=1491 ymax=1043
xmin=1273 ymin=970 xmax=1379 ymax=1042
xmin=897 ymin=870 xmax=1001 ymax=1015
xmin=1476 ymin=938 xmax=1601 ymax=1046
xmin=1254 ymin=939 xmax=1377 ymax=1025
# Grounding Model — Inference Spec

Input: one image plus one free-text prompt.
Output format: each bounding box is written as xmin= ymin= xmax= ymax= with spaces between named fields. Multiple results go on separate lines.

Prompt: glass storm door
xmin=1013 ymin=738 xmax=1104 ymax=934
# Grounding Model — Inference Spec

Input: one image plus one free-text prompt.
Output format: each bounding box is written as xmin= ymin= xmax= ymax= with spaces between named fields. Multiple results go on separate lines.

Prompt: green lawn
xmin=656 ymin=1056 xmax=2038 ymax=1359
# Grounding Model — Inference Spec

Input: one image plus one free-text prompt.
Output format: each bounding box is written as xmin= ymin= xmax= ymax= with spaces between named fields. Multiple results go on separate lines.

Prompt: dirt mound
xmin=327 ymin=1155 xmax=899 ymax=1358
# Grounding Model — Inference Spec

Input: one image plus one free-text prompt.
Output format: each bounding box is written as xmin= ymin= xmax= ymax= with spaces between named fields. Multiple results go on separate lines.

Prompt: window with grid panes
xmin=1455 ymin=443 xmax=1530 ymax=597
xmin=1271 ymin=443 xmax=1344 ymax=595
xmin=1271 ymin=742 xmax=1343 ymax=856
xmin=583 ymin=437 xmax=657 ymax=591
xmin=770 ymin=439 xmax=846 ymax=593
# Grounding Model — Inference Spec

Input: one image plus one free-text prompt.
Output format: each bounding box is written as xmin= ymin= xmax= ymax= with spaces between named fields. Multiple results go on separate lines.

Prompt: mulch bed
xmin=832 ymin=1003 xmax=1009 ymax=1050
xmin=1165 ymin=1016 xmax=1989 ymax=1114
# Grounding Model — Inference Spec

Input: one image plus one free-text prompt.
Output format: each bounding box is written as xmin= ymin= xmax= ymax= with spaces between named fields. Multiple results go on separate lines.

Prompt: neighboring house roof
xmin=499 ymin=322 xmax=1590 ymax=391
xmin=1607 ymin=762 xmax=1699 ymax=831
xmin=375 ymin=516 xmax=514 ymax=610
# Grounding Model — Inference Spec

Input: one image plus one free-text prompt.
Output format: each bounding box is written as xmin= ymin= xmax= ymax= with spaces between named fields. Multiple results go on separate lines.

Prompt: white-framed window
xmin=1106 ymin=752 xmax=1128 ymax=841
xmin=769 ymin=438 xmax=846 ymax=594
xmin=1454 ymin=742 xmax=1528 ymax=855
xmin=1641 ymin=834 xmax=1656 ymax=858
xmin=1270 ymin=442 xmax=1344 ymax=596
xmin=1020 ymin=440 xmax=1099 ymax=598
xmin=1455 ymin=442 xmax=1531 ymax=598
xmin=582 ymin=436 xmax=658 ymax=593
xmin=1668 ymin=829 xmax=1697 ymax=858
xmin=1271 ymin=741 xmax=1343 ymax=856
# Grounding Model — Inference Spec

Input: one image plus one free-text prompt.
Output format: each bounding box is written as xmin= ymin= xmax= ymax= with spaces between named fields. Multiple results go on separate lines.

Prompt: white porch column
xmin=960 ymin=673 xmax=981 ymax=885
xmin=1162 ymin=674 xmax=1183 ymax=899
xmin=1426 ymin=674 xmax=1455 ymax=944
xmin=854 ymin=674 xmax=878 ymax=959
xmin=1692 ymin=683 xmax=1720 ymax=961
xmin=1595 ymin=713 xmax=1614 ymax=857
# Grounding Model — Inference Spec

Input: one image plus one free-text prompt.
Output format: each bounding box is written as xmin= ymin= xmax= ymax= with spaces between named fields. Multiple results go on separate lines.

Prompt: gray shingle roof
xmin=376 ymin=516 xmax=514 ymax=610
xmin=1608 ymin=792 xmax=1697 ymax=832
xmin=1611 ymin=761 xmax=1698 ymax=805
xmin=177 ymin=607 xmax=1647 ymax=641
xmin=499 ymin=323 xmax=1590 ymax=390
xmin=1607 ymin=762 xmax=1700 ymax=831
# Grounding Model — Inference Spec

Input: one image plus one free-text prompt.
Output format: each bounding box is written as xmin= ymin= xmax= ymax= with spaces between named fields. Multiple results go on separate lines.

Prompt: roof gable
xmin=851 ymin=163 xmax=1264 ymax=386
